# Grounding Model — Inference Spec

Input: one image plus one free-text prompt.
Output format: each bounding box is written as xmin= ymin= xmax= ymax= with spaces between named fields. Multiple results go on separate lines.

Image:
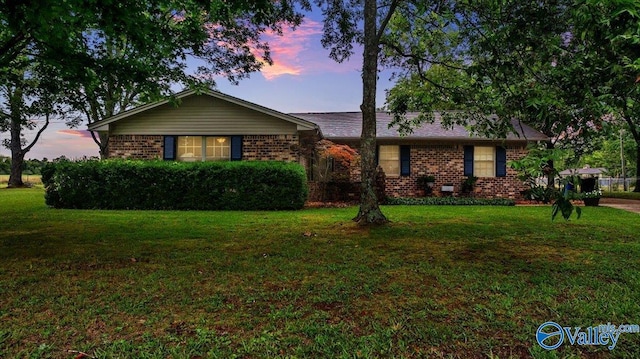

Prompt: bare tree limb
xmin=23 ymin=112 xmax=50 ymax=154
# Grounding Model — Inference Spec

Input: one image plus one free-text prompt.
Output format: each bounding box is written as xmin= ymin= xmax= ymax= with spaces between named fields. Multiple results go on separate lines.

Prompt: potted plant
xmin=461 ymin=176 xmax=478 ymax=195
xmin=581 ymin=188 xmax=602 ymax=206
xmin=417 ymin=175 xmax=436 ymax=196
xmin=580 ymin=177 xmax=600 ymax=206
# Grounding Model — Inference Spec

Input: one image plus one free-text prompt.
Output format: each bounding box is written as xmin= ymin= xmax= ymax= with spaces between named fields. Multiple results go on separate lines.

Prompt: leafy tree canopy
xmin=1 ymin=0 xmax=305 ymax=187
xmin=383 ymin=1 xmax=632 ymax=188
xmin=1 ymin=0 xmax=304 ymax=83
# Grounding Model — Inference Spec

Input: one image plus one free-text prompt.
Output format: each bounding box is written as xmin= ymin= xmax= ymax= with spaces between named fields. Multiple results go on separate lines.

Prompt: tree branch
xmin=0 ymin=32 xmax=28 ymax=66
xmin=121 ymin=89 xmax=140 ymax=113
xmin=380 ymin=39 xmax=464 ymax=71
xmin=375 ymin=0 xmax=400 ymax=44
xmin=23 ymin=112 xmax=50 ymax=154
xmin=621 ymin=103 xmax=640 ymax=143
xmin=90 ymin=130 xmax=102 ymax=148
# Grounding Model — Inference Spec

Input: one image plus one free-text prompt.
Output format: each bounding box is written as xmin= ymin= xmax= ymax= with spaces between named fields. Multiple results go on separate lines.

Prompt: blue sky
xmin=0 ymin=16 xmax=397 ymax=160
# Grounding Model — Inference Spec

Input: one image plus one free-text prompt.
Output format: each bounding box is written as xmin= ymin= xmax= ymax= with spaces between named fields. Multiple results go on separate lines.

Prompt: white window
xmin=177 ymin=136 xmax=230 ymax=162
xmin=379 ymin=145 xmax=400 ymax=177
xmin=474 ymin=146 xmax=495 ymax=177
xmin=177 ymin=136 xmax=202 ymax=162
xmin=205 ymin=136 xmax=231 ymax=161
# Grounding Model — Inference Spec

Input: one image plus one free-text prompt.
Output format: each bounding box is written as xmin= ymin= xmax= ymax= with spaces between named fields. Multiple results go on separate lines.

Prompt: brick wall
xmin=383 ymin=144 xmax=527 ymax=199
xmin=109 ymin=134 xmax=300 ymax=162
xmin=107 ymin=134 xmax=528 ymax=199
xmin=242 ymin=135 xmax=299 ymax=162
xmin=109 ymin=135 xmax=163 ymax=159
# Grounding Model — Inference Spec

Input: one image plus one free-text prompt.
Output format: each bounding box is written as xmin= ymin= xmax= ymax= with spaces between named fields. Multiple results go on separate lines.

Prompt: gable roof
xmin=291 ymin=112 xmax=548 ymax=142
xmin=87 ymin=89 xmax=318 ymax=132
xmin=88 ymin=90 xmax=547 ymax=142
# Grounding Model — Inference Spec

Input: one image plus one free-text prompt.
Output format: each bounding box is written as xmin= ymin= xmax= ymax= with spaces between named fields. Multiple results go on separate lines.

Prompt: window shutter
xmin=496 ymin=146 xmax=507 ymax=177
xmin=163 ymin=136 xmax=176 ymax=160
xmin=231 ymin=135 xmax=243 ymax=161
xmin=463 ymin=146 xmax=474 ymax=176
xmin=400 ymin=145 xmax=411 ymax=176
xmin=375 ymin=145 xmax=379 ymax=166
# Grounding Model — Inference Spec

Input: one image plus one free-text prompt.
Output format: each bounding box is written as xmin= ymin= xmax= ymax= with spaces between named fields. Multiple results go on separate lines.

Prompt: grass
xmin=1 ymin=189 xmax=640 ymax=358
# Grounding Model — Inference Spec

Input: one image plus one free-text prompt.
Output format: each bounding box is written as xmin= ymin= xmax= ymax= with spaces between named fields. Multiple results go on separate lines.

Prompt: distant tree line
xmin=0 ymin=156 xmax=61 ymax=175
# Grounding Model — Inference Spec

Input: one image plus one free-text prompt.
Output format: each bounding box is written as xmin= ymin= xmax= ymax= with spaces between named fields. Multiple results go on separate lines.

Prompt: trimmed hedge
xmin=385 ymin=197 xmax=515 ymax=206
xmin=42 ymin=160 xmax=308 ymax=210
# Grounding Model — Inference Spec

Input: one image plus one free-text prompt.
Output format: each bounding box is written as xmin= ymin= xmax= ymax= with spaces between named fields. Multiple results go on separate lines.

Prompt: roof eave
xmin=87 ymin=90 xmax=192 ymax=131
xmin=324 ymin=135 xmax=545 ymax=142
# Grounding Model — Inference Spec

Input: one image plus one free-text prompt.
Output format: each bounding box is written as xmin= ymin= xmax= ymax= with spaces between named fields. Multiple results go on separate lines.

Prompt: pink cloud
xmin=57 ymin=129 xmax=94 ymax=139
xmin=257 ymin=20 xmax=324 ymax=80
xmin=195 ymin=18 xmax=359 ymax=82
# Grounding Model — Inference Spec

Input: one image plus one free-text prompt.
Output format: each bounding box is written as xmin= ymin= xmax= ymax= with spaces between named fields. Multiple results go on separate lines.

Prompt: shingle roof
xmin=291 ymin=112 xmax=548 ymax=142
xmin=559 ymin=167 xmax=608 ymax=176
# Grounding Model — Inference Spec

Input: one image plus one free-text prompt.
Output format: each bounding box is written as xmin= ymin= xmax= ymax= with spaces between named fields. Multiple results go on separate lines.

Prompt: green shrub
xmin=384 ymin=197 xmax=515 ymax=206
xmin=42 ymin=160 xmax=308 ymax=210
xmin=603 ymin=191 xmax=640 ymax=200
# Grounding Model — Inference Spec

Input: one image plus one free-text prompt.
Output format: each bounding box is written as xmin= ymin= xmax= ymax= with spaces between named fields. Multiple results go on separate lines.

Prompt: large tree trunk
xmin=353 ymin=0 xmax=388 ymax=225
xmin=7 ymin=87 xmax=25 ymax=188
xmin=7 ymin=112 xmax=25 ymax=188
xmin=98 ymin=132 xmax=109 ymax=159
xmin=8 ymin=152 xmax=25 ymax=188
xmin=90 ymin=130 xmax=110 ymax=159
xmin=627 ymin=117 xmax=640 ymax=192
xmin=634 ymin=142 xmax=640 ymax=192
xmin=546 ymin=140 xmax=555 ymax=189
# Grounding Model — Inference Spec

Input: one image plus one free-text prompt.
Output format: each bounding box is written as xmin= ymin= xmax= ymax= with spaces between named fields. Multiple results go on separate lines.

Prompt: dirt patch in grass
xmin=450 ymin=240 xmax=587 ymax=265
xmin=305 ymin=201 xmax=357 ymax=208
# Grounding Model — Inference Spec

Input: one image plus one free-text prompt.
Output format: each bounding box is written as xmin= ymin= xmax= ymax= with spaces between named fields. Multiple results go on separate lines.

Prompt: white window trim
xmin=379 ymin=145 xmax=400 ymax=177
xmin=177 ymin=136 xmax=230 ymax=162
xmin=473 ymin=146 xmax=496 ymax=178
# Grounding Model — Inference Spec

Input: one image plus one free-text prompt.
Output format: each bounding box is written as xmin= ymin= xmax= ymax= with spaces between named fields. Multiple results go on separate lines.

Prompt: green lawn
xmin=1 ymin=189 xmax=640 ymax=358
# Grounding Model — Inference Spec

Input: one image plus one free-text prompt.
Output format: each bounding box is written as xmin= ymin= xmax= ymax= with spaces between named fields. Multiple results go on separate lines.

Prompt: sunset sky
xmin=1 ymin=15 xmax=397 ymax=160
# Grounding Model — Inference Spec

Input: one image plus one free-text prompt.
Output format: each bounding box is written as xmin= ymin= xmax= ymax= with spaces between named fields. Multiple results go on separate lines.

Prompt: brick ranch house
xmin=87 ymin=89 xmax=548 ymax=199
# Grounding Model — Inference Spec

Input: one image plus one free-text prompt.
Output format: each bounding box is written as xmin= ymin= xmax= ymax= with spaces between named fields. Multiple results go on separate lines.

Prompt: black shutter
xmin=231 ymin=135 xmax=243 ymax=161
xmin=400 ymin=145 xmax=411 ymax=176
xmin=496 ymin=146 xmax=507 ymax=177
xmin=463 ymin=146 xmax=474 ymax=176
xmin=375 ymin=145 xmax=379 ymax=166
xmin=163 ymin=136 xmax=176 ymax=160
